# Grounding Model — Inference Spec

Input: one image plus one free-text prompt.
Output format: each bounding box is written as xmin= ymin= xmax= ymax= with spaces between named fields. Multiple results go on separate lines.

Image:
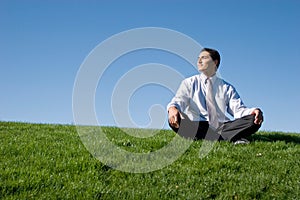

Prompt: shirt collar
xmin=200 ymin=73 xmax=218 ymax=84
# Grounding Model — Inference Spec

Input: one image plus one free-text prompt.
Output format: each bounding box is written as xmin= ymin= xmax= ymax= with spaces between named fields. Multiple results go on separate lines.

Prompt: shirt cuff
xmin=167 ymin=103 xmax=181 ymax=112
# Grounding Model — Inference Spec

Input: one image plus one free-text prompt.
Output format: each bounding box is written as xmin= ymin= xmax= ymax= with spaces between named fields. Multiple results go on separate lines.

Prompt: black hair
xmin=201 ymin=48 xmax=221 ymax=68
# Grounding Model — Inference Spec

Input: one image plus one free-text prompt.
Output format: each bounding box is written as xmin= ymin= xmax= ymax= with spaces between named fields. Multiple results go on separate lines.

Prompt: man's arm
xmin=167 ymin=79 xmax=191 ymax=128
xmin=227 ymin=85 xmax=264 ymax=125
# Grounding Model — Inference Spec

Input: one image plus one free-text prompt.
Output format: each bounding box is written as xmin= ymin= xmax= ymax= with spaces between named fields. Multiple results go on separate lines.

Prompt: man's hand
xmin=168 ymin=106 xmax=180 ymax=128
xmin=251 ymin=109 xmax=264 ymax=125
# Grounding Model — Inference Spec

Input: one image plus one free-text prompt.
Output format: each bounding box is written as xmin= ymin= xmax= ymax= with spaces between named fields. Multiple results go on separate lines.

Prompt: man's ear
xmin=214 ymin=60 xmax=219 ymax=69
xmin=214 ymin=60 xmax=219 ymax=67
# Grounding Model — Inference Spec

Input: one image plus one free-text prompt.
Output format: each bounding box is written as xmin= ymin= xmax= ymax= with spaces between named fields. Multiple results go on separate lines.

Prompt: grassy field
xmin=0 ymin=121 xmax=300 ymax=199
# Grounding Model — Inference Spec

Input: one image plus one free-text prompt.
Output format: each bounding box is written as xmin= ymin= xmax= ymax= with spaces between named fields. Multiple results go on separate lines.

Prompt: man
xmin=167 ymin=48 xmax=263 ymax=144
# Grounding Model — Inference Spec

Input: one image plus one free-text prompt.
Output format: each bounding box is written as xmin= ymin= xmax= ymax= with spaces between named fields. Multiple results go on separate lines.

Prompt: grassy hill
xmin=1 ymin=121 xmax=299 ymax=199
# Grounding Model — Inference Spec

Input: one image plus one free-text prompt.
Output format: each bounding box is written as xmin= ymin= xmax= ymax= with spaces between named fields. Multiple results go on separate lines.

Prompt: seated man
xmin=167 ymin=48 xmax=263 ymax=143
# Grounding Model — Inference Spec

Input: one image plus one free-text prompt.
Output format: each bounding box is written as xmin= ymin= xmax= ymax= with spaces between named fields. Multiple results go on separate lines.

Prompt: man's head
xmin=197 ymin=48 xmax=221 ymax=77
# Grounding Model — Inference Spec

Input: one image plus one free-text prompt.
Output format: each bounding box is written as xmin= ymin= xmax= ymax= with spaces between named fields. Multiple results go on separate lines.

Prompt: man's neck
xmin=201 ymin=72 xmax=216 ymax=78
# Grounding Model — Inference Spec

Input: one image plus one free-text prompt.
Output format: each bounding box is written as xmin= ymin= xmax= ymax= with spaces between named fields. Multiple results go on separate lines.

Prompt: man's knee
xmin=221 ymin=115 xmax=261 ymax=141
xmin=244 ymin=114 xmax=261 ymax=130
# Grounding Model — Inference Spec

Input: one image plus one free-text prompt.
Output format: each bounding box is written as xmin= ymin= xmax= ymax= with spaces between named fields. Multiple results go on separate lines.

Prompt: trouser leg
xmin=169 ymin=113 xmax=260 ymax=142
xmin=219 ymin=115 xmax=261 ymax=142
xmin=169 ymin=112 xmax=220 ymax=141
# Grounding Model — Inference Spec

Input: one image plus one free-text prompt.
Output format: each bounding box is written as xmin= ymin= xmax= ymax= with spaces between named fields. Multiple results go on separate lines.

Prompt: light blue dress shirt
xmin=167 ymin=73 xmax=256 ymax=122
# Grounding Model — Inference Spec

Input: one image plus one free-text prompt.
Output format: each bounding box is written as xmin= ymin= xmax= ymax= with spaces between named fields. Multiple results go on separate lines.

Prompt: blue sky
xmin=1 ymin=0 xmax=300 ymax=133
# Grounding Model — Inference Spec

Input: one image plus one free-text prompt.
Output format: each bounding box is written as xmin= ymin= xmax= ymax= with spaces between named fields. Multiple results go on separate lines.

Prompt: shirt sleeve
xmin=227 ymin=85 xmax=256 ymax=119
xmin=167 ymin=79 xmax=191 ymax=112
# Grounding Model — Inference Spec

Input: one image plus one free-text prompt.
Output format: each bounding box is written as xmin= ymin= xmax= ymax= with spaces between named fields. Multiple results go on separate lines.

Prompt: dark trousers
xmin=169 ymin=113 xmax=261 ymax=142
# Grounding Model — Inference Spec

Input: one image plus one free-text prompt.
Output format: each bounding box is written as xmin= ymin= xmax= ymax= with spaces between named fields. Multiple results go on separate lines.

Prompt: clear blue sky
xmin=1 ymin=0 xmax=300 ymax=133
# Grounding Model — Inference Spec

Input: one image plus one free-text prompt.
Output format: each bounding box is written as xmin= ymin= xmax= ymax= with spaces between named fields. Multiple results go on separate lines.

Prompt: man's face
xmin=197 ymin=51 xmax=217 ymax=76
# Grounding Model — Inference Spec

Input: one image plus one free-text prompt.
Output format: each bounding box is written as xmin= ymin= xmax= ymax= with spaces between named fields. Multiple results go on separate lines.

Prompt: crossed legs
xmin=169 ymin=113 xmax=261 ymax=142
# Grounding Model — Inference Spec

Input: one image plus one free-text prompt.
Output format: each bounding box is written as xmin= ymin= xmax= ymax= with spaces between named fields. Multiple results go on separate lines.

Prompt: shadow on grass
xmin=249 ymin=132 xmax=300 ymax=144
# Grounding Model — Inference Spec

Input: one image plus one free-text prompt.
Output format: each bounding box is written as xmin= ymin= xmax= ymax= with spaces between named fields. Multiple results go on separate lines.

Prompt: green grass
xmin=0 ymin=121 xmax=300 ymax=199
